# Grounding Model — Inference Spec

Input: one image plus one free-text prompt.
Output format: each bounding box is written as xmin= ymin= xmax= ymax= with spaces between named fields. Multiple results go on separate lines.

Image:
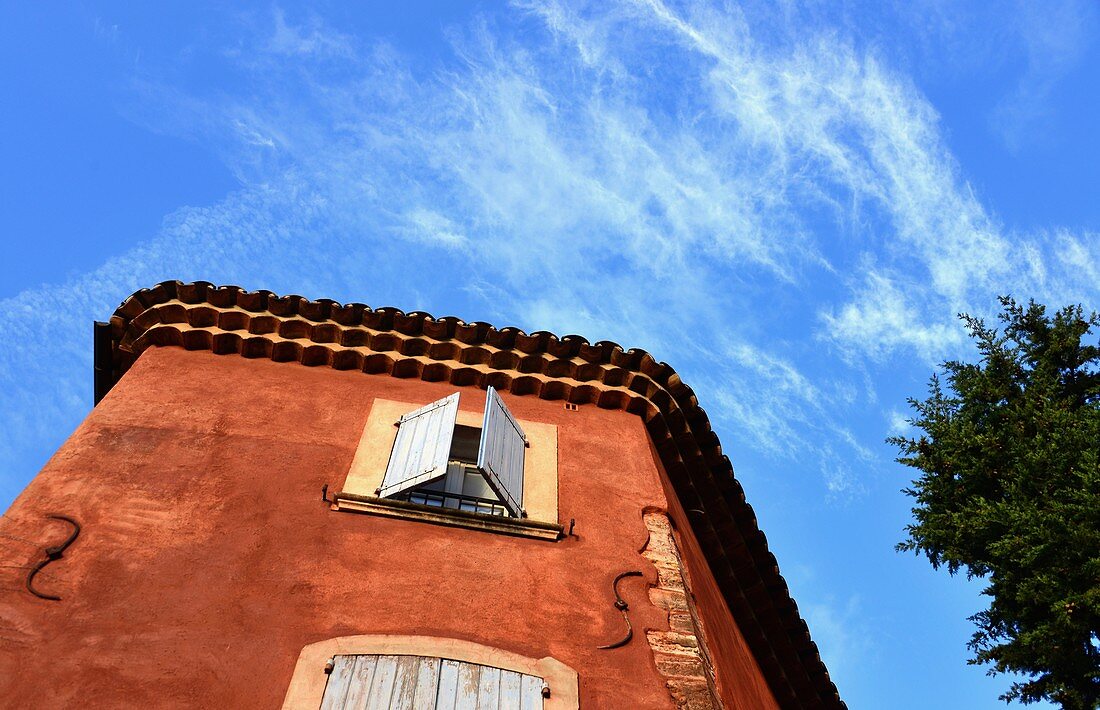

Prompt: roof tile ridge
xmin=113 ymin=283 xmax=657 ymax=374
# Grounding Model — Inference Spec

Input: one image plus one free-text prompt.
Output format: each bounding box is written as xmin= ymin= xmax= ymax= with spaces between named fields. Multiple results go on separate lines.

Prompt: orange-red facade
xmin=1 ymin=346 xmax=781 ymax=708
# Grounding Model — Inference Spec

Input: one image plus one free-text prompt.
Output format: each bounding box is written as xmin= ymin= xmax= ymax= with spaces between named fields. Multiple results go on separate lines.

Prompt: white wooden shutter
xmin=476 ymin=386 xmax=527 ymax=518
xmin=321 ymin=655 xmax=545 ymax=709
xmin=378 ymin=393 xmax=460 ymax=498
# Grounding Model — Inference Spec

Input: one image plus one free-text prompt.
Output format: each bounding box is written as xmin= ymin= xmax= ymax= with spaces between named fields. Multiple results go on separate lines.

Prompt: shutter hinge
xmin=324 ymin=658 xmax=335 ymax=674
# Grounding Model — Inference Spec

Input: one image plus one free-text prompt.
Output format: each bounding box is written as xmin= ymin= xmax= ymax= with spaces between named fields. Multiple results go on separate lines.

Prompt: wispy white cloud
xmin=400 ymin=209 xmax=469 ymax=248
xmin=888 ymin=409 xmax=912 ymax=437
xmin=801 ymin=593 xmax=874 ymax=690
xmin=1047 ymin=229 xmax=1100 ymax=303
xmin=821 ymin=269 xmax=966 ymax=363
xmin=267 ymin=7 xmax=355 ymax=59
xmin=701 ymin=340 xmax=876 ymax=499
xmin=606 ymin=0 xmax=1096 ymax=364
xmin=779 ymin=561 xmax=876 ymax=689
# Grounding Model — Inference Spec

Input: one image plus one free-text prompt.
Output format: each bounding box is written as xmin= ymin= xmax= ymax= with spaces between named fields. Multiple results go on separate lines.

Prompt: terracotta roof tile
xmin=96 ymin=280 xmax=846 ymax=710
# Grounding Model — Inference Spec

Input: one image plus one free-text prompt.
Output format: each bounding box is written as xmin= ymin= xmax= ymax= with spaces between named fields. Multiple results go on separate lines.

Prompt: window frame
xmin=281 ymin=635 xmax=579 ymax=710
xmin=335 ymin=395 xmax=561 ymax=541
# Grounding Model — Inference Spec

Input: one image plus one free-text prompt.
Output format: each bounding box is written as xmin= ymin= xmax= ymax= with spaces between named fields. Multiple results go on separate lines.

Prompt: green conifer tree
xmin=893 ymin=298 xmax=1100 ymax=709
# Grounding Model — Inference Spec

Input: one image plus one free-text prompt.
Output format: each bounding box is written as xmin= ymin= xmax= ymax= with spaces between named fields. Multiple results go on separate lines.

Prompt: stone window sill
xmin=333 ymin=492 xmax=563 ymax=541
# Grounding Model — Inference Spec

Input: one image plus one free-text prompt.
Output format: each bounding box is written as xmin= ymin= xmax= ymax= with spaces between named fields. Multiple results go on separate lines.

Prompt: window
xmin=282 ymin=635 xmax=578 ymax=709
xmin=377 ymin=387 xmax=527 ymax=518
xmin=335 ymin=389 xmax=560 ymax=539
xmin=320 ymin=654 xmax=547 ymax=709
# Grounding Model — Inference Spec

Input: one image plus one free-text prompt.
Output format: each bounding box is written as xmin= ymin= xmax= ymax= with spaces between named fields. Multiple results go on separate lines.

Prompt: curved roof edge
xmin=97 ymin=280 xmax=845 ymax=710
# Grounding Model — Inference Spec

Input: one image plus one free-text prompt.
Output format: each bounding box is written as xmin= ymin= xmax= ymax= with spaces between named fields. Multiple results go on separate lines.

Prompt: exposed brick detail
xmin=642 ymin=512 xmax=723 ymax=710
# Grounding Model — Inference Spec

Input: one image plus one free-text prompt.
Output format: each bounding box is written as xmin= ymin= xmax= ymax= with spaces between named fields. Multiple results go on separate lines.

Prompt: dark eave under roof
xmin=95 ymin=280 xmax=845 ymax=710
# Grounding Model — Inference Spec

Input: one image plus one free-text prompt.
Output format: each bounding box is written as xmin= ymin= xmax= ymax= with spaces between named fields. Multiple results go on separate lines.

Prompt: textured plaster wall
xmin=0 ymin=346 xmax=774 ymax=709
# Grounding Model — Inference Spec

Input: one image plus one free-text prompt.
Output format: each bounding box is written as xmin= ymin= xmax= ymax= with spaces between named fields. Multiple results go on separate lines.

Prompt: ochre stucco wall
xmin=0 ymin=346 xmax=775 ymax=709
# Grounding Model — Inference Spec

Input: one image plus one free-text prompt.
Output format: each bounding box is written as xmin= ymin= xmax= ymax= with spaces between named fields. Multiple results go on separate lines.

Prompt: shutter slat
xmin=476 ymin=387 xmax=526 ymax=517
xmin=477 ymin=665 xmax=501 ymax=709
xmin=415 ymin=400 xmax=444 ymax=479
xmin=413 ymin=656 xmax=443 ymax=708
xmin=435 ymin=659 xmax=461 ymax=710
xmin=519 ymin=675 xmax=544 ymax=710
xmin=454 ymin=661 xmax=480 ymax=710
xmin=342 ymin=655 xmax=379 ymax=709
xmin=499 ymin=670 xmax=522 ymax=709
xmin=388 ymin=656 xmax=420 ymax=709
xmin=379 ymin=393 xmax=460 ymax=498
xmin=365 ymin=655 xmax=399 ymax=710
xmin=319 ymin=655 xmax=356 ymax=710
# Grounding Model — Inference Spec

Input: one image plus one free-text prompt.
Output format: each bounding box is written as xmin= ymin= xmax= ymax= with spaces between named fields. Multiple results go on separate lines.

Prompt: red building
xmin=1 ymin=281 xmax=845 ymax=709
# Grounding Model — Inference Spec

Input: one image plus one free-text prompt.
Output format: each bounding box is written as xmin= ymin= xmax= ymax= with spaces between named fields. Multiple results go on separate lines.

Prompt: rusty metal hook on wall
xmin=25 ymin=514 xmax=80 ymax=601
xmin=597 ymin=570 xmax=643 ymax=650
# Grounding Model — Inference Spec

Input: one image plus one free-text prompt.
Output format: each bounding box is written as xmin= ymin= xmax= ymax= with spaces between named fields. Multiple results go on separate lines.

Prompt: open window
xmin=377 ymin=387 xmax=528 ymax=518
xmin=336 ymin=390 xmax=559 ymax=539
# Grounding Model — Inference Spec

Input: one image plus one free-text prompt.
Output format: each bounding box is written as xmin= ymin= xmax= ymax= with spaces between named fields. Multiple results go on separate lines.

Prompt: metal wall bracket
xmin=597 ymin=570 xmax=643 ymax=650
xmin=25 ymin=514 xmax=80 ymax=601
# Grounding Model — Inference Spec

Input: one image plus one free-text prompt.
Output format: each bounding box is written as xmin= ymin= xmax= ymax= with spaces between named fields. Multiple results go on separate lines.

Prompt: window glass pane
xmin=448 ymin=425 xmax=482 ymax=464
xmin=461 ymin=470 xmax=495 ymax=499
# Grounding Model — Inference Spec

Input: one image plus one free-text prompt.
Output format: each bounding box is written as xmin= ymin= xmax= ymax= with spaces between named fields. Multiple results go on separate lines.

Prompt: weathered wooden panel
xmin=386 ymin=655 xmax=419 ymax=709
xmin=365 ymin=655 xmax=398 ymax=710
xmin=435 ymin=659 xmax=461 ymax=710
xmin=378 ymin=393 xmax=460 ymax=498
xmin=499 ymin=670 xmax=522 ymax=707
xmin=320 ymin=654 xmax=544 ymax=709
xmin=412 ymin=656 xmax=443 ymax=708
xmin=520 ymin=675 xmax=545 ymax=710
xmin=476 ymin=665 xmax=501 ymax=708
xmin=320 ymin=655 xmax=356 ymax=710
xmin=343 ymin=655 xmax=379 ymax=709
xmin=477 ymin=386 xmax=526 ymax=517
xmin=453 ymin=660 xmax=480 ymax=710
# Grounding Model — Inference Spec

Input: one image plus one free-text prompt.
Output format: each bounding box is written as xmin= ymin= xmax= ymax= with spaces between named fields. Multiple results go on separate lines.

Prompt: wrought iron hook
xmin=597 ymin=570 xmax=643 ymax=650
xmin=25 ymin=514 xmax=80 ymax=601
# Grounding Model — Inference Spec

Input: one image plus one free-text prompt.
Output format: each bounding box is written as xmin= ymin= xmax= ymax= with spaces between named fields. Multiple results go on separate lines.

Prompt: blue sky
xmin=2 ymin=1 xmax=1097 ymax=707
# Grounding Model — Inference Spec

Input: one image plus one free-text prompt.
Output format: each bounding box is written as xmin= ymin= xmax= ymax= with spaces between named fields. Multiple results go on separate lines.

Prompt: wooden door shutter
xmin=321 ymin=655 xmax=545 ymax=709
xmin=378 ymin=393 xmax=460 ymax=498
xmin=476 ymin=386 xmax=527 ymax=518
